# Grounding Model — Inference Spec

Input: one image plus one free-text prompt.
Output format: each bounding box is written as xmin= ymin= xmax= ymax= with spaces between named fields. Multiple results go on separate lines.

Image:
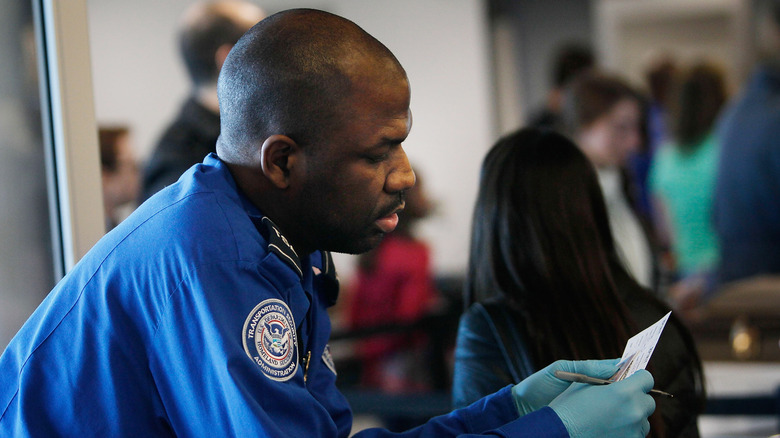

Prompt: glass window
xmin=0 ymin=2 xmax=57 ymax=349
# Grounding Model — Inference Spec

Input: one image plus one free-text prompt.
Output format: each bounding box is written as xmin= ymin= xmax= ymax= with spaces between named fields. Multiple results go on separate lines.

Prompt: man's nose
xmin=385 ymin=148 xmax=416 ymax=193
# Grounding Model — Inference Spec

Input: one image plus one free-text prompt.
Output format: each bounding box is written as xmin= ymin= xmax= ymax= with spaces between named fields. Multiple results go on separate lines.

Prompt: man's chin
xmin=326 ymin=231 xmax=386 ymax=255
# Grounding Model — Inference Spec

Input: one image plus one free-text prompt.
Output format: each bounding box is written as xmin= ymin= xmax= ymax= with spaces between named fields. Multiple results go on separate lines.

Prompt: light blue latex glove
xmin=511 ymin=359 xmax=620 ymax=416
xmin=549 ymin=369 xmax=656 ymax=438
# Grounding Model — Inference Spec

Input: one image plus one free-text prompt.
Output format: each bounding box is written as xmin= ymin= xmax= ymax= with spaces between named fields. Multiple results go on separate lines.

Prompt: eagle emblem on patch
xmin=322 ymin=344 xmax=337 ymax=376
xmin=242 ymin=298 xmax=298 ymax=381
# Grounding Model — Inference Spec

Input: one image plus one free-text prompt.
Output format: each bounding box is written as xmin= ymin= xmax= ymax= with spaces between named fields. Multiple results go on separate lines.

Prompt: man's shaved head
xmin=216 ymin=8 xmax=407 ymax=163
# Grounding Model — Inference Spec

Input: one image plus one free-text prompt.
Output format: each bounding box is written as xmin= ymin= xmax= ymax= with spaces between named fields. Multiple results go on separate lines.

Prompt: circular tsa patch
xmin=242 ymin=299 xmax=298 ymax=381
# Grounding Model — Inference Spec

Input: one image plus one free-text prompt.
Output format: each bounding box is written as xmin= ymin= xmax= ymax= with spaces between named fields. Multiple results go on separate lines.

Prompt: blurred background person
xmin=629 ymin=54 xmax=678 ymax=221
xmin=140 ymin=0 xmax=264 ymax=202
xmin=563 ymin=71 xmax=657 ymax=289
xmin=99 ymin=126 xmax=141 ymax=230
xmin=644 ymin=54 xmax=678 ymax=158
xmin=453 ymin=128 xmax=705 ymax=437
xmin=345 ymin=170 xmax=440 ymax=396
xmin=649 ymin=62 xmax=727 ymax=316
xmin=527 ymin=42 xmax=595 ymax=133
xmin=712 ymin=0 xmax=780 ymax=288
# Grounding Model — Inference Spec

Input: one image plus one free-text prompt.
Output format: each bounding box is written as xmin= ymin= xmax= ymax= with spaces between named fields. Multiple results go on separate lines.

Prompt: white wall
xmin=88 ymin=0 xmax=496 ymax=279
xmin=595 ymin=0 xmax=752 ymax=92
xmin=500 ymin=0 xmax=593 ymax=126
xmin=88 ymin=0 xmax=193 ymax=160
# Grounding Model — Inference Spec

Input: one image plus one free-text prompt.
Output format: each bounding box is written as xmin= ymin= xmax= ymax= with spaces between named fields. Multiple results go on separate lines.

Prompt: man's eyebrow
xmin=376 ymin=135 xmax=407 ymax=147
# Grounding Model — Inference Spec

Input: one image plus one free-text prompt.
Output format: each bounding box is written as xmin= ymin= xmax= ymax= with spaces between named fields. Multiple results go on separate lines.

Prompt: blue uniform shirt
xmin=0 ymin=154 xmax=566 ymax=437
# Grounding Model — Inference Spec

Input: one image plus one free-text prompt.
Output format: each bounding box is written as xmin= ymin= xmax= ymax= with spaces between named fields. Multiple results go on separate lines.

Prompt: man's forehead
xmin=349 ymin=60 xmax=409 ymax=97
xmin=375 ymin=107 xmax=412 ymax=136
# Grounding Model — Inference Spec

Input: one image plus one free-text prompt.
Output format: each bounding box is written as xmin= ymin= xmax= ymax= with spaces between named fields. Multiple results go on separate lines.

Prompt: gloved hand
xmin=549 ymin=369 xmax=656 ymax=438
xmin=511 ymin=359 xmax=620 ymax=416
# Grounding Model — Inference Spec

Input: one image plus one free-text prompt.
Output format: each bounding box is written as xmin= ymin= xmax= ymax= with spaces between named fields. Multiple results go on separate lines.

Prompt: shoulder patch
xmin=242 ymin=298 xmax=299 ymax=381
xmin=322 ymin=344 xmax=337 ymax=376
xmin=260 ymin=217 xmax=302 ymax=277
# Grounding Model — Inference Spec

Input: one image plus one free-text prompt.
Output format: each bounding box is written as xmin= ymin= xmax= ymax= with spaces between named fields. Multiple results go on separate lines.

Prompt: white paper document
xmin=611 ymin=311 xmax=671 ymax=381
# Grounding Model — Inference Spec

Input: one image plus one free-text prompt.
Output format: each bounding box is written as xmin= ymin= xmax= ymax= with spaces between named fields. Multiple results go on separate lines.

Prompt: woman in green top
xmin=648 ymin=62 xmax=727 ymax=314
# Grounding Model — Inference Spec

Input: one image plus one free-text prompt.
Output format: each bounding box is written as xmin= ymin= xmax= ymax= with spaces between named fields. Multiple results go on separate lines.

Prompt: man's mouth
xmin=375 ymin=213 xmax=399 ymax=233
xmin=374 ymin=204 xmax=404 ymax=233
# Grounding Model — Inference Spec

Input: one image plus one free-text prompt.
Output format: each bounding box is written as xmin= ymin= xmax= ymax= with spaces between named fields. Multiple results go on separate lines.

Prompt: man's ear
xmin=260 ymin=135 xmax=300 ymax=189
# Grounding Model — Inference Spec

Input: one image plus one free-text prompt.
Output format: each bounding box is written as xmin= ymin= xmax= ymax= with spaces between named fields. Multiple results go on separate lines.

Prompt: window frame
xmin=34 ymin=0 xmax=104 ymax=276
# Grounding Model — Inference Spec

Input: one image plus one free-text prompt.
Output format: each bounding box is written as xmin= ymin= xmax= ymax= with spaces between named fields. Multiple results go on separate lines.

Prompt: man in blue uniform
xmin=0 ymin=9 xmax=655 ymax=437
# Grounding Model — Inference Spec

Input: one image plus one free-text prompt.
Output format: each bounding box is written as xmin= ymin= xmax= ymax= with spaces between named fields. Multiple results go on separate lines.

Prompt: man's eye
xmin=366 ymin=153 xmax=389 ymax=163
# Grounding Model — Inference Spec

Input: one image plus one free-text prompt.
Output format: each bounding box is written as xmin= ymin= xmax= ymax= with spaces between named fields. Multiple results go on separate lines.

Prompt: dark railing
xmin=704 ymin=390 xmax=780 ymax=417
xmin=330 ymin=277 xmax=463 ymax=425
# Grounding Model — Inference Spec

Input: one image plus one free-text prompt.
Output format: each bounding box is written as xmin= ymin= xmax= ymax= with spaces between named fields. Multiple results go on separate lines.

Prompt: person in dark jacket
xmin=140 ymin=0 xmax=265 ymax=202
xmin=453 ymin=128 xmax=705 ymax=437
xmin=713 ymin=0 xmax=780 ymax=286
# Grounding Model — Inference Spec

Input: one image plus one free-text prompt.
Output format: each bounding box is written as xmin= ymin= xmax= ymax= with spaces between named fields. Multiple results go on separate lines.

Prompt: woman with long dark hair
xmin=453 ymin=128 xmax=705 ymax=437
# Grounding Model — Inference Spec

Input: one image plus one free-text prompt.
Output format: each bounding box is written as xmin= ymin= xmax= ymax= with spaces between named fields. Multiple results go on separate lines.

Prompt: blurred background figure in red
xmin=346 ymin=168 xmax=440 ymax=394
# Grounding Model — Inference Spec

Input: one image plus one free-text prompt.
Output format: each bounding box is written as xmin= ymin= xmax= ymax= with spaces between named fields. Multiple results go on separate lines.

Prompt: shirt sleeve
xmin=353 ymin=387 xmax=568 ymax=437
xmin=145 ymin=258 xmax=568 ymax=438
